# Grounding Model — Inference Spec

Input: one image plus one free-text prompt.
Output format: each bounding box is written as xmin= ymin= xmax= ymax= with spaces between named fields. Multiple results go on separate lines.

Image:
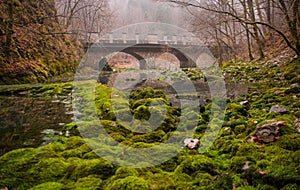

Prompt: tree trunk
xmin=254 ymin=0 xmax=267 ymax=35
xmin=266 ymin=0 xmax=272 ymax=26
xmin=247 ymin=0 xmax=264 ymax=59
xmin=241 ymin=0 xmax=254 ymax=60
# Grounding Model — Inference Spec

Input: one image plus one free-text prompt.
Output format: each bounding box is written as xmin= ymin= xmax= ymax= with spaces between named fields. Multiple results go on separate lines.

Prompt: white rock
xmin=184 ymin=138 xmax=200 ymax=149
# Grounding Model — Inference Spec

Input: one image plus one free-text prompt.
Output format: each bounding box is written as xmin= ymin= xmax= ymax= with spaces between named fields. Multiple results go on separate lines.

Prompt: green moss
xmin=226 ymin=103 xmax=248 ymax=117
xmin=276 ymin=134 xmax=300 ymax=151
xmin=105 ymin=176 xmax=149 ymax=190
xmin=74 ymin=176 xmax=103 ymax=190
xmin=175 ymin=155 xmax=219 ymax=177
xmin=63 ymin=122 xmax=79 ymax=136
xmin=256 ymin=184 xmax=277 ymax=190
xmin=223 ymin=118 xmax=247 ymax=129
xmin=69 ymin=158 xmax=116 ymax=180
xmin=0 ymin=82 xmax=73 ymax=96
xmin=236 ymin=186 xmax=256 ymax=190
xmin=27 ymin=158 xmax=70 ymax=183
xmin=114 ymin=167 xmax=139 ymax=178
xmin=230 ymin=156 xmax=249 ymax=173
xmin=29 ymin=182 xmax=64 ymax=190
xmin=130 ymin=130 xmax=165 ymax=143
xmin=282 ymin=60 xmax=300 ymax=81
xmin=234 ymin=125 xmax=246 ymax=134
xmin=64 ymin=136 xmax=85 ymax=150
xmin=1 ymin=57 xmax=300 ymax=189
xmin=266 ymin=150 xmax=300 ymax=180
xmin=134 ymin=105 xmax=151 ymax=120
xmin=60 ymin=144 xmax=91 ymax=158
xmin=282 ymin=183 xmax=300 ymax=190
xmin=0 ymin=148 xmax=49 ymax=188
xmin=148 ymin=172 xmax=176 ymax=189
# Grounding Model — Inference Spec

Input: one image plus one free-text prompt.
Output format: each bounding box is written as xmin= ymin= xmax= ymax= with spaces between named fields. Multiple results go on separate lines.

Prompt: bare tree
xmin=55 ymin=0 xmax=113 ymax=44
xmin=163 ymin=0 xmax=300 ymax=59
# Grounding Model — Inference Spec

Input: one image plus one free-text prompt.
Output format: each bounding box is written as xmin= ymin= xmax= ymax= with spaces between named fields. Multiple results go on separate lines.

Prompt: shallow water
xmin=0 ymin=96 xmax=72 ymax=156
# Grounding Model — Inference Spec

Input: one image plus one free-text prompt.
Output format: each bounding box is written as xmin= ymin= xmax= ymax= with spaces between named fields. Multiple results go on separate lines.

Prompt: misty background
xmin=109 ymin=0 xmax=187 ymax=29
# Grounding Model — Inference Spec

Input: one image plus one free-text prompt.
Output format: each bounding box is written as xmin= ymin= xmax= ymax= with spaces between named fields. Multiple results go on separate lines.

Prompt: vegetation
xmin=0 ymin=57 xmax=299 ymax=189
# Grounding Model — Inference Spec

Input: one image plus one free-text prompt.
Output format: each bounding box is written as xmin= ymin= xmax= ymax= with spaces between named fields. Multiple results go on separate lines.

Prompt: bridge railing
xmin=96 ymin=33 xmax=202 ymax=46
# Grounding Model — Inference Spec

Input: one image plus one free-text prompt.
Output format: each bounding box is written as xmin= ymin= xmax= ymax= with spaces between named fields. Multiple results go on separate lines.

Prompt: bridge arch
xmin=117 ymin=44 xmax=196 ymax=69
xmin=120 ymin=50 xmax=147 ymax=69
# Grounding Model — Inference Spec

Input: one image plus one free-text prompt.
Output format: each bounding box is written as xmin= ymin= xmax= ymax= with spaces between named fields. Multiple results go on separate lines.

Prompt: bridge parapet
xmin=99 ymin=32 xmax=201 ymax=46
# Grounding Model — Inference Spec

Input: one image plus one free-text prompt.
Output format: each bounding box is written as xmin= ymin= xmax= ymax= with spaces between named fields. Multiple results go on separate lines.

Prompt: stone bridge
xmin=83 ymin=32 xmax=216 ymax=70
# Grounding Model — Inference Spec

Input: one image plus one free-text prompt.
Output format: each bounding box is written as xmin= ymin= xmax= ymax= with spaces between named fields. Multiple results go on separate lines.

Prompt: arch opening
xmin=153 ymin=52 xmax=180 ymax=70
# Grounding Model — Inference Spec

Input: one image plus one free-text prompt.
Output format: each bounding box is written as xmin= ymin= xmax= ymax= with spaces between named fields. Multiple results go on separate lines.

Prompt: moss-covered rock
xmin=105 ymin=176 xmax=149 ymax=190
xmin=175 ymin=155 xmax=219 ymax=177
xmin=69 ymin=158 xmax=116 ymax=180
xmin=74 ymin=176 xmax=103 ymax=190
xmin=29 ymin=182 xmax=64 ymax=190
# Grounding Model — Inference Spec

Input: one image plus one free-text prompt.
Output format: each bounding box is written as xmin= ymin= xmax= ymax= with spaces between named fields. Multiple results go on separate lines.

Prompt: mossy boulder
xmin=175 ymin=155 xmax=219 ymax=177
xmin=29 ymin=182 xmax=64 ymax=190
xmin=27 ymin=158 xmax=70 ymax=183
xmin=74 ymin=175 xmax=103 ymax=190
xmin=0 ymin=148 xmax=51 ymax=189
xmin=105 ymin=176 xmax=149 ymax=190
xmin=69 ymin=158 xmax=116 ymax=180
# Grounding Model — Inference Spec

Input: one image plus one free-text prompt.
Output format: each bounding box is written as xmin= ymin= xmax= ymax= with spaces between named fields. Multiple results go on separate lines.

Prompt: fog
xmin=109 ymin=0 xmax=187 ymax=29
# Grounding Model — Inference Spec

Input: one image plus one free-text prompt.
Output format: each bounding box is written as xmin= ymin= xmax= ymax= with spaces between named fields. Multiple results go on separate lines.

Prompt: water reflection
xmin=0 ymin=96 xmax=72 ymax=156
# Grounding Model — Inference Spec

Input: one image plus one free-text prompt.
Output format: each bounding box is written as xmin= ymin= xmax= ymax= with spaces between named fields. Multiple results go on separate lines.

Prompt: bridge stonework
xmin=83 ymin=32 xmax=216 ymax=70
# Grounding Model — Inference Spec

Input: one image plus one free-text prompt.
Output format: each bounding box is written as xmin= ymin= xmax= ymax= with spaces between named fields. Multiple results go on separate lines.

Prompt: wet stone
xmin=270 ymin=105 xmax=287 ymax=113
xmin=255 ymin=121 xmax=286 ymax=143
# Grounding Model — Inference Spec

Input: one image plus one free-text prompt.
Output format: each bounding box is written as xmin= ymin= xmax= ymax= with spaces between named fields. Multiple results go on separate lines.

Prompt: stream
xmin=0 ymin=75 xmax=249 ymax=156
xmin=0 ymin=96 xmax=73 ymax=156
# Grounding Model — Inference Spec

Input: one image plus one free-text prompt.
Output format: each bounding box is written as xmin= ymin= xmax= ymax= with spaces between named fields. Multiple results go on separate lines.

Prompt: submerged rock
xmin=184 ymin=138 xmax=200 ymax=149
xmin=255 ymin=121 xmax=286 ymax=143
xmin=269 ymin=105 xmax=287 ymax=113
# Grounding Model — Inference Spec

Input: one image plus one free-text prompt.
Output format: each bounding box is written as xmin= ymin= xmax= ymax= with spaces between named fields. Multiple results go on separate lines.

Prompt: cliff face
xmin=0 ymin=0 xmax=83 ymax=84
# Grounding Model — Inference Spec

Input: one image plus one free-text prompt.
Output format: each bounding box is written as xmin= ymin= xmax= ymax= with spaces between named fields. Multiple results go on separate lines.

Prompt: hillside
xmin=0 ymin=0 xmax=82 ymax=84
